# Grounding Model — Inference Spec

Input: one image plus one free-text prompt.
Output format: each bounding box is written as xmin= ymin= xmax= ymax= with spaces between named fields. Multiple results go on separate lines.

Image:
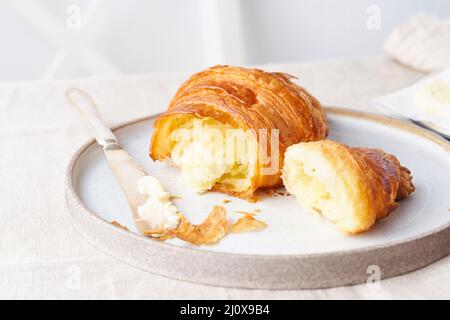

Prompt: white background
xmin=1 ymin=0 xmax=449 ymax=82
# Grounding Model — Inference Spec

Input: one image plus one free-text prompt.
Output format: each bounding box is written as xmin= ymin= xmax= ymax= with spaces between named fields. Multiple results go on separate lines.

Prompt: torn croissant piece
xmin=282 ymin=140 xmax=415 ymax=233
xmin=150 ymin=65 xmax=328 ymax=201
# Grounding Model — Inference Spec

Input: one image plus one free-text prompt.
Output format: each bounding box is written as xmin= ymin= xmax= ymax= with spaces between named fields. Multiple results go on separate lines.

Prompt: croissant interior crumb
xmin=282 ymin=144 xmax=360 ymax=232
xmin=169 ymin=116 xmax=256 ymax=194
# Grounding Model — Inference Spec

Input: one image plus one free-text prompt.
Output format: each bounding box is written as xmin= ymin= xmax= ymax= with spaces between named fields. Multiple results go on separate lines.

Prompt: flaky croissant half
xmin=282 ymin=140 xmax=415 ymax=233
xmin=150 ymin=65 xmax=328 ymax=201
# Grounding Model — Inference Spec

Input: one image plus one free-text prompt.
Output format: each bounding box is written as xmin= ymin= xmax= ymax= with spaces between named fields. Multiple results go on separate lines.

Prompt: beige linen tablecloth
xmin=1 ymin=57 xmax=449 ymax=299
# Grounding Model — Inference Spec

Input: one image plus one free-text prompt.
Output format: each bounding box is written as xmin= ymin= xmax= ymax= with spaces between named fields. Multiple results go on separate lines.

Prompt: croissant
xmin=282 ymin=140 xmax=415 ymax=233
xmin=150 ymin=65 xmax=328 ymax=201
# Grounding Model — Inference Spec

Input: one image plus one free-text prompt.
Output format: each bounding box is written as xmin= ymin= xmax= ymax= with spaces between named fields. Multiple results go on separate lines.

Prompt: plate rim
xmin=65 ymin=107 xmax=450 ymax=289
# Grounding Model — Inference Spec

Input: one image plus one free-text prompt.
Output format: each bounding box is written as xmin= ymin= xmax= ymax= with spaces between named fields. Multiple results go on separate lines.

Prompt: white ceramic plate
xmin=416 ymin=121 xmax=450 ymax=140
xmin=66 ymin=108 xmax=450 ymax=289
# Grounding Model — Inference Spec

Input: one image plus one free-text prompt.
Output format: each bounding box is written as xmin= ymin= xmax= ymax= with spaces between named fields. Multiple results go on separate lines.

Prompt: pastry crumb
xmin=253 ymin=209 xmax=261 ymax=213
xmin=169 ymin=195 xmax=182 ymax=200
xmin=144 ymin=229 xmax=174 ymax=241
xmin=234 ymin=210 xmax=255 ymax=216
xmin=144 ymin=206 xmax=267 ymax=245
xmin=111 ymin=221 xmax=128 ymax=231
xmin=231 ymin=214 xmax=267 ymax=233
xmin=222 ymin=199 xmax=232 ymax=204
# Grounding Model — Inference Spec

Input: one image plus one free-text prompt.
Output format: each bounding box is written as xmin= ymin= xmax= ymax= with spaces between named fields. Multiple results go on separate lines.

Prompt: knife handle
xmin=65 ymin=88 xmax=120 ymax=149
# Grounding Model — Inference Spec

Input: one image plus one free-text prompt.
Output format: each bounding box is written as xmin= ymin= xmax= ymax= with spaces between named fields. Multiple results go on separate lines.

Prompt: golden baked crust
xmin=150 ymin=65 xmax=328 ymax=201
xmin=351 ymin=147 xmax=415 ymax=220
xmin=282 ymin=140 xmax=415 ymax=233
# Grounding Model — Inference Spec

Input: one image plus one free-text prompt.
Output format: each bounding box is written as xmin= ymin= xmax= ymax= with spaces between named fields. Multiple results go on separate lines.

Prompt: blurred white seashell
xmin=384 ymin=14 xmax=450 ymax=73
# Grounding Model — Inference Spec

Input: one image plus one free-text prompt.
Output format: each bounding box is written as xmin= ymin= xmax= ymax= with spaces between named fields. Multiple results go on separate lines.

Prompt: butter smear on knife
xmin=136 ymin=176 xmax=180 ymax=230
